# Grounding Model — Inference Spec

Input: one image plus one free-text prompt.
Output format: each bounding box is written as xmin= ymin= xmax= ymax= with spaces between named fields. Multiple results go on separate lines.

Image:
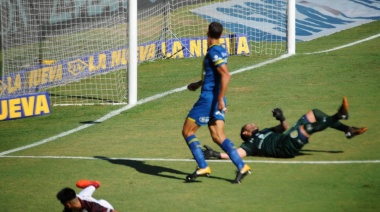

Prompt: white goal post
xmin=0 ymin=0 xmax=295 ymax=106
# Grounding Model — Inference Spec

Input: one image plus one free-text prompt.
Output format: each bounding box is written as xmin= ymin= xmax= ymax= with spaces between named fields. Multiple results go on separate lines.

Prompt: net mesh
xmin=1 ymin=0 xmax=288 ymax=105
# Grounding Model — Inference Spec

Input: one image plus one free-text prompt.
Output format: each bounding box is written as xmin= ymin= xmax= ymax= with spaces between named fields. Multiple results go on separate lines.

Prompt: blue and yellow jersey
xmin=201 ymin=44 xmax=228 ymax=92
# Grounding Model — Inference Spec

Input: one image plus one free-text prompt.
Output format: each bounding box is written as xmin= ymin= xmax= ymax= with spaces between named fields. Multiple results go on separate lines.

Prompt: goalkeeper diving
xmin=203 ymin=97 xmax=367 ymax=159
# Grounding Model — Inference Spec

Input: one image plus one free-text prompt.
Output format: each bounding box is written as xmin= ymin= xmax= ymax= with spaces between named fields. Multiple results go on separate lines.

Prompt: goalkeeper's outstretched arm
xmin=271 ymin=108 xmax=289 ymax=133
xmin=203 ymin=145 xmax=247 ymax=159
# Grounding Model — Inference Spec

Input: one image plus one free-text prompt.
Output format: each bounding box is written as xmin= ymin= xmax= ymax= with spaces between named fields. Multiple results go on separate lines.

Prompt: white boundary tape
xmin=1 ymin=33 xmax=379 ymax=159
xmin=1 ymin=155 xmax=379 ymax=164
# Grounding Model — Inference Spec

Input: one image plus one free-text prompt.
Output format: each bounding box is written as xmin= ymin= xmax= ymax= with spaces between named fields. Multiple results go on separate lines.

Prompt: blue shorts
xmin=187 ymin=91 xmax=226 ymax=126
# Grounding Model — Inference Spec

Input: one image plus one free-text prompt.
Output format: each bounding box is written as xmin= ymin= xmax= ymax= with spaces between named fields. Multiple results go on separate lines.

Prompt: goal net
xmin=1 ymin=0 xmax=291 ymax=106
xmin=0 ymin=0 xmax=129 ymax=105
xmin=138 ymin=0 xmax=289 ymax=61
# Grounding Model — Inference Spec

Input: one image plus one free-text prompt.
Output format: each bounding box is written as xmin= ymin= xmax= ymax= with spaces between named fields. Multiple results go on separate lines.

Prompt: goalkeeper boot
xmin=337 ymin=96 xmax=349 ymax=120
xmin=76 ymin=179 xmax=101 ymax=189
xmin=232 ymin=164 xmax=251 ymax=184
xmin=186 ymin=166 xmax=211 ymax=182
xmin=346 ymin=126 xmax=367 ymax=139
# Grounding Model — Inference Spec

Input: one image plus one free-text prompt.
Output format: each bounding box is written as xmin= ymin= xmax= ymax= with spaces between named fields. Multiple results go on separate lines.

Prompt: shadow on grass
xmin=94 ymin=156 xmax=232 ymax=183
xmin=299 ymin=149 xmax=344 ymax=155
xmin=80 ymin=121 xmax=102 ymax=124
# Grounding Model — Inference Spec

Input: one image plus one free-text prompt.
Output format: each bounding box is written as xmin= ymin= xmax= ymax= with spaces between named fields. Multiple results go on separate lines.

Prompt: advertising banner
xmin=0 ymin=92 xmax=51 ymax=121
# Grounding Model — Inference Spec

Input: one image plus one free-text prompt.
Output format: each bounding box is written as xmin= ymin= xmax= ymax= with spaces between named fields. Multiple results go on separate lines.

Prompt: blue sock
xmin=185 ymin=135 xmax=208 ymax=168
xmin=221 ymin=138 xmax=245 ymax=170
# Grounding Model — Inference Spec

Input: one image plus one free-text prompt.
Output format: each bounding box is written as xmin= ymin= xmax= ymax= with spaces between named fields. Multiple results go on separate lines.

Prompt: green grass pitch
xmin=0 ymin=21 xmax=379 ymax=211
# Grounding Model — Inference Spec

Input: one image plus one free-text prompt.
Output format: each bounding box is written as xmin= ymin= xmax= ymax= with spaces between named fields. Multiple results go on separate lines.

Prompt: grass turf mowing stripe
xmin=1 ymin=155 xmax=379 ymax=164
xmin=1 ymin=33 xmax=378 ymax=156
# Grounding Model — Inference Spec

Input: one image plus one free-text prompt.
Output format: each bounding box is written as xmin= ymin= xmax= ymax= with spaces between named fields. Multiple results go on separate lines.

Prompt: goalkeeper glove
xmin=272 ymin=108 xmax=285 ymax=121
xmin=203 ymin=145 xmax=221 ymax=159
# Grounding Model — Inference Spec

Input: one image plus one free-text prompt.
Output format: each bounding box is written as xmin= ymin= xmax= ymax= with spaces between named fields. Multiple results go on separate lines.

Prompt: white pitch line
xmin=0 ymin=86 xmax=186 ymax=156
xmin=305 ymin=33 xmax=380 ymax=54
xmin=1 ymin=33 xmax=378 ymax=156
xmin=0 ymin=55 xmax=291 ymax=156
xmin=1 ymin=155 xmax=379 ymax=164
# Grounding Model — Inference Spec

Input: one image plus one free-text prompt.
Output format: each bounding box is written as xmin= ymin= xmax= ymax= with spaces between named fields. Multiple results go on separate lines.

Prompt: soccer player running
xmin=203 ymin=97 xmax=367 ymax=159
xmin=182 ymin=22 xmax=250 ymax=184
xmin=57 ymin=179 xmax=118 ymax=212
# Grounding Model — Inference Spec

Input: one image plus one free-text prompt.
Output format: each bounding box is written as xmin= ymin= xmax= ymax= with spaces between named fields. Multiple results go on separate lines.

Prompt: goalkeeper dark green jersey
xmin=240 ymin=127 xmax=306 ymax=158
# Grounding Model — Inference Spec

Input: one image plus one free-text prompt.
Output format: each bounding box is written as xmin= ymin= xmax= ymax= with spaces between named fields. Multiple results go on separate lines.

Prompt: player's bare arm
xmin=217 ymin=64 xmax=230 ymax=111
xmin=220 ymin=147 xmax=247 ymax=159
xmin=203 ymin=145 xmax=248 ymax=159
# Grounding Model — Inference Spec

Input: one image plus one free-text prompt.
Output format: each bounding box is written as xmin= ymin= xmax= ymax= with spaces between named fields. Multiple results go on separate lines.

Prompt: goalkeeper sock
xmin=304 ymin=109 xmax=339 ymax=135
xmin=316 ymin=108 xmax=348 ymax=131
xmin=186 ymin=135 xmax=208 ymax=169
xmin=314 ymin=108 xmax=349 ymax=132
xmin=331 ymin=121 xmax=350 ymax=132
xmin=221 ymin=138 xmax=245 ymax=170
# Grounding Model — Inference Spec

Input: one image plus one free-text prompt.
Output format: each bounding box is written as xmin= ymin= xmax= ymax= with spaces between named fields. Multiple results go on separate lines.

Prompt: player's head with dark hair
xmin=240 ymin=123 xmax=259 ymax=141
xmin=240 ymin=126 xmax=248 ymax=142
xmin=57 ymin=187 xmax=76 ymax=205
xmin=207 ymin=22 xmax=223 ymax=39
